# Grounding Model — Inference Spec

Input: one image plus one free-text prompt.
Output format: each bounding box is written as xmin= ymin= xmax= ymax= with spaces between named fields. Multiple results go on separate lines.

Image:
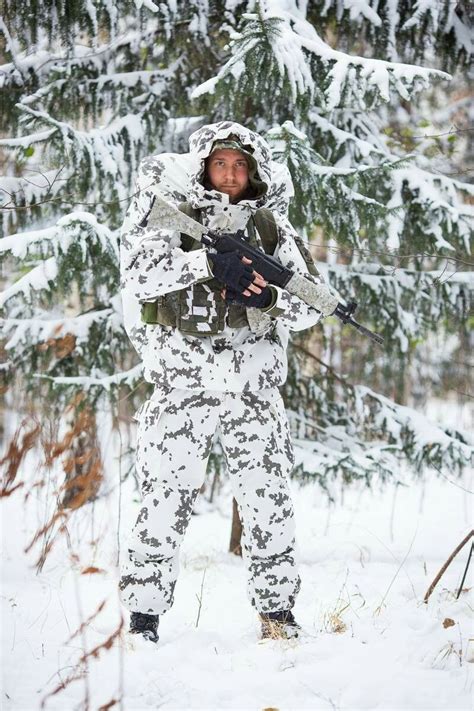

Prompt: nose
xmin=223 ymin=165 xmax=237 ymax=181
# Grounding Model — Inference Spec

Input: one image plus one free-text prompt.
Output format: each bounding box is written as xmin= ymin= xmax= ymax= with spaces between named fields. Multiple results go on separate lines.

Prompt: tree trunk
xmin=229 ymin=497 xmax=242 ymax=556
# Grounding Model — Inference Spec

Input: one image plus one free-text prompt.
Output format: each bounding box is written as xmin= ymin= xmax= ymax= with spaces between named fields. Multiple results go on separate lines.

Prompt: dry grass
xmin=322 ymin=601 xmax=349 ymax=635
xmin=2 ymin=392 xmax=104 ymax=568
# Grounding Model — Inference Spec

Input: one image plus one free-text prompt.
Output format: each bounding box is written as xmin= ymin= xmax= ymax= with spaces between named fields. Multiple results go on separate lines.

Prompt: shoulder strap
xmin=253 ymin=209 xmax=279 ymax=255
xmin=178 ymin=202 xmax=201 ymax=251
xmin=292 ymin=232 xmax=320 ymax=277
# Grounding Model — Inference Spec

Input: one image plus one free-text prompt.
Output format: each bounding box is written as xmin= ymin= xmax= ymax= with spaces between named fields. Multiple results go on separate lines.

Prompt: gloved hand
xmin=207 ymin=252 xmax=255 ymax=293
xmin=224 ymin=285 xmax=274 ymax=310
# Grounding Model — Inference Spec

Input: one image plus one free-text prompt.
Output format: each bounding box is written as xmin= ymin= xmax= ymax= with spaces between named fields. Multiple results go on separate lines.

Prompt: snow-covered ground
xmin=1 ymin=452 xmax=472 ymax=711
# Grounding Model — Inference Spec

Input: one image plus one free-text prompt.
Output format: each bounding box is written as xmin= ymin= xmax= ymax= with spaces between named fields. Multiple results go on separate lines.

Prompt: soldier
xmin=118 ymin=121 xmax=338 ymax=644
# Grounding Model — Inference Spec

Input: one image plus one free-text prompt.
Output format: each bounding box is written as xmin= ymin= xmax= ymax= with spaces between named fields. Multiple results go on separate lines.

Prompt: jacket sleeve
xmin=120 ymin=159 xmax=212 ymax=303
xmin=259 ymin=216 xmax=338 ymax=332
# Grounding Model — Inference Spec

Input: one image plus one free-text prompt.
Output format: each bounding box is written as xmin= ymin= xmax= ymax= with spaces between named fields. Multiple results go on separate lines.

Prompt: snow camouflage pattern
xmin=120 ymin=120 xmax=329 ymax=392
xmin=119 ymin=385 xmax=300 ymax=615
xmin=119 ymin=121 xmax=329 ymax=619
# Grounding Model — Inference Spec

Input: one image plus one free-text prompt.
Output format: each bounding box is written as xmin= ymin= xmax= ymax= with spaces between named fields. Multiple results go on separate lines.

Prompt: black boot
xmin=129 ymin=611 xmax=159 ymax=643
xmin=259 ymin=609 xmax=301 ymax=640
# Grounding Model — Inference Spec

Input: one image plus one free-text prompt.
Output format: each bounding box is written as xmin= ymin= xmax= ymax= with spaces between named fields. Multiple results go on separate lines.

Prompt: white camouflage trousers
xmin=119 ymin=385 xmax=300 ymax=616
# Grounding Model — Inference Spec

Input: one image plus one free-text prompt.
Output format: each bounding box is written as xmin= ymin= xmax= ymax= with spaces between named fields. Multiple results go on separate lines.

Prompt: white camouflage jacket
xmin=120 ymin=121 xmax=334 ymax=392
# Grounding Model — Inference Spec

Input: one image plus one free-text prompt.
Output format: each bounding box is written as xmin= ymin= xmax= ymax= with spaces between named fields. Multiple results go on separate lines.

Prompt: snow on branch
xmin=0 ymin=25 xmax=158 ymax=87
xmin=35 ymin=363 xmax=144 ymax=391
xmin=386 ymin=166 xmax=473 ymax=252
xmin=400 ymin=0 xmax=471 ymax=57
xmin=9 ymin=104 xmax=150 ymax=203
xmin=342 ymin=0 xmax=382 ymax=26
xmin=2 ymin=308 xmax=114 ymax=350
xmin=289 ymin=374 xmax=473 ymax=490
xmin=1 ymin=169 xmax=73 ymax=230
xmin=307 ymin=110 xmax=393 ymax=163
xmin=0 ymin=212 xmax=119 ymax=261
xmin=0 ymin=129 xmax=56 ymax=148
xmin=292 ymin=435 xmax=396 ymax=496
xmin=267 ymin=119 xmax=472 ymax=252
xmin=0 ymin=257 xmax=58 ymax=307
xmin=134 ymin=0 xmax=159 ymax=13
xmin=191 ymin=1 xmax=450 ymax=111
xmin=354 ymin=384 xmax=473 ymax=470
xmin=324 ymin=262 xmax=472 ymax=352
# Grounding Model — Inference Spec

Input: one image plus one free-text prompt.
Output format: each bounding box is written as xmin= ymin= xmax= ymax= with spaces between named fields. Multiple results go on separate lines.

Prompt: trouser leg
xmin=219 ymin=389 xmax=300 ymax=613
xmin=119 ymin=388 xmax=220 ymax=615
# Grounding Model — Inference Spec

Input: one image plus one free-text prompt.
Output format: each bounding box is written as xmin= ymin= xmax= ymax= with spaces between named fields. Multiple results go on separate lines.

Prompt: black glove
xmin=225 ymin=285 xmax=273 ymax=309
xmin=207 ymin=252 xmax=254 ymax=293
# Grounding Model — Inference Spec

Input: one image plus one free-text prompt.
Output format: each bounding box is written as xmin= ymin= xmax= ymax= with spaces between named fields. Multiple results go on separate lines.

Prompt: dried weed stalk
xmin=40 ymin=608 xmax=124 ymax=710
xmin=3 ymin=391 xmax=125 ymax=711
xmin=0 ymin=418 xmax=41 ymax=497
xmin=1 ymin=392 xmax=105 ymax=568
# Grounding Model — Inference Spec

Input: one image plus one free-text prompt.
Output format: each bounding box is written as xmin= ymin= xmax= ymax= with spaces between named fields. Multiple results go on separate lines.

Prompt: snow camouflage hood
xmin=131 ymin=121 xmax=294 ymax=221
xmin=188 ymin=121 xmax=273 ymax=205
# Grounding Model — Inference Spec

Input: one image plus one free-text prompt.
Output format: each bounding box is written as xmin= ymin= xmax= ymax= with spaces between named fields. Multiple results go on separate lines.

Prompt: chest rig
xmin=141 ymin=203 xmax=279 ymax=337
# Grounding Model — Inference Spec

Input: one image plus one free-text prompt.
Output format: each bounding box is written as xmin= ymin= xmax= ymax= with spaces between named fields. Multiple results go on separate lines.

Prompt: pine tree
xmin=1 ymin=1 xmax=472 ymax=507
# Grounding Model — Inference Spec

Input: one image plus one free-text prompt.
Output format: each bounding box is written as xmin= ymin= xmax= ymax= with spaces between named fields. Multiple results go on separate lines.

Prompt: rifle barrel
xmin=349 ymin=318 xmax=384 ymax=346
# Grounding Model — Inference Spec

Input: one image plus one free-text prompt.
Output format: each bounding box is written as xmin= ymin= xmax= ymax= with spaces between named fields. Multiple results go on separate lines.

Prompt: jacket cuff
xmin=261 ymin=285 xmax=285 ymax=316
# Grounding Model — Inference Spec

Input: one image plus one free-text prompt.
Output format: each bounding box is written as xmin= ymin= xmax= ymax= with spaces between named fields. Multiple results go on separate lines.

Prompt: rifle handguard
xmin=285 ymin=273 xmax=339 ymax=316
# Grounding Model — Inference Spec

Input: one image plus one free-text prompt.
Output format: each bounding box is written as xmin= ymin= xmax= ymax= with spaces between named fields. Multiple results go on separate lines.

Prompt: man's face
xmin=206 ymin=149 xmax=250 ymax=201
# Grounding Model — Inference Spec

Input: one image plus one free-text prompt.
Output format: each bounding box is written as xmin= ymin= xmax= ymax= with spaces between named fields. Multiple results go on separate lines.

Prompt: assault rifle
xmin=144 ymin=191 xmax=384 ymax=346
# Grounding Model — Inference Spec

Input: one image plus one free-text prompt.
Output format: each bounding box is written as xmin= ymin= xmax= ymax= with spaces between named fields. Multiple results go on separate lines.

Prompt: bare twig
xmin=431 ymin=465 xmax=474 ymax=495
xmin=424 ymin=529 xmax=474 ymax=603
xmin=411 ymin=127 xmax=474 ymax=140
xmin=292 ymin=343 xmax=347 ymax=384
xmin=456 ymin=542 xmax=473 ymax=600
xmin=194 ymin=568 xmax=207 ymax=628
xmin=375 ymin=525 xmax=418 ymax=614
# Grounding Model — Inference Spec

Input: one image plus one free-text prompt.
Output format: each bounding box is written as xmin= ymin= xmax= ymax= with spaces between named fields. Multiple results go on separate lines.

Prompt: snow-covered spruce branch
xmin=25 ymin=67 xmax=171 ymax=104
xmin=1 ymin=105 xmax=157 ymax=208
xmin=306 ymin=112 xmax=474 ymax=201
xmin=33 ymin=364 xmax=144 ymax=391
xmin=297 ymin=112 xmax=392 ymax=163
xmin=0 ymin=169 xmax=73 ymax=223
xmin=14 ymin=57 xmax=179 ymax=125
xmin=0 ymin=173 xmax=150 ymax=219
xmin=292 ymin=434 xmax=400 ymax=495
xmin=0 ymin=23 xmax=162 ymax=88
xmin=289 ymin=380 xmax=473 ymax=491
xmin=191 ymin=3 xmax=450 ymax=111
xmin=2 ymin=308 xmax=115 ymax=351
xmin=0 ymin=212 xmax=119 ymax=261
xmin=305 ymin=241 xmax=474 ymax=269
xmin=311 ymin=0 xmax=471 ymax=68
xmin=0 ymin=257 xmax=58 ymax=307
xmin=0 ymin=129 xmax=56 ymax=148
xmin=267 ymin=120 xmax=472 ymax=251
xmin=354 ymin=384 xmax=473 ymax=469
xmin=323 ymin=262 xmax=472 ymax=351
